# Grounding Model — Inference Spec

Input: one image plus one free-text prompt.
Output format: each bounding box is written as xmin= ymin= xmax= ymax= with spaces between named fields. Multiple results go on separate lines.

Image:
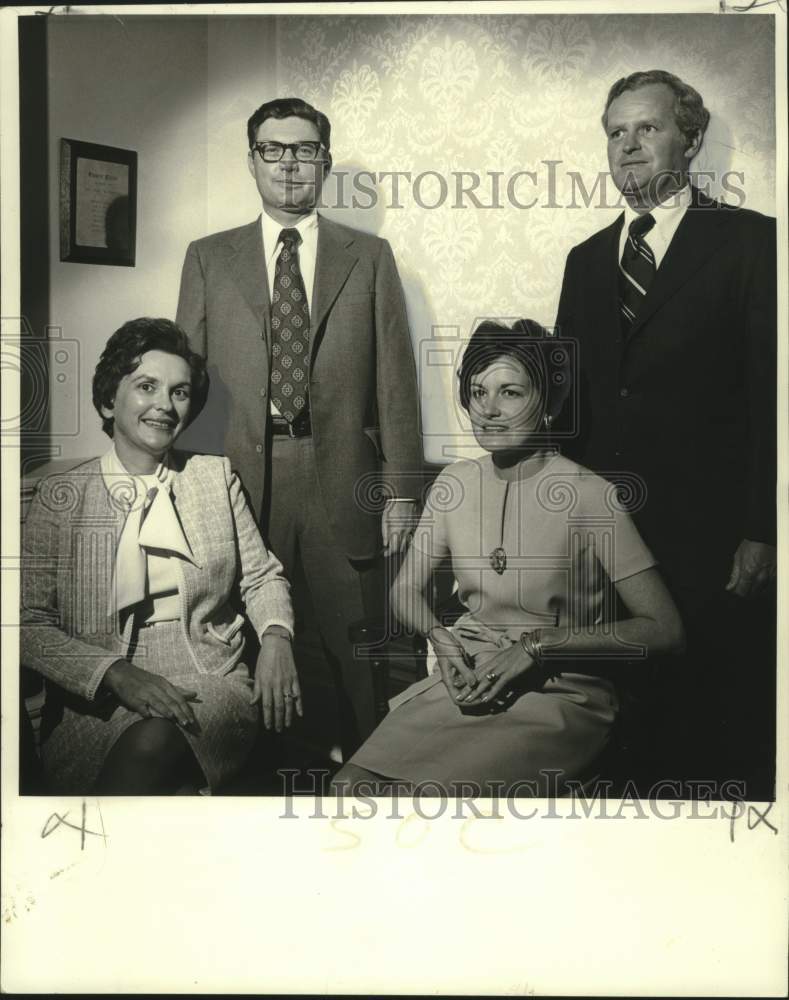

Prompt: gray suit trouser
xmin=262 ymin=433 xmax=384 ymax=756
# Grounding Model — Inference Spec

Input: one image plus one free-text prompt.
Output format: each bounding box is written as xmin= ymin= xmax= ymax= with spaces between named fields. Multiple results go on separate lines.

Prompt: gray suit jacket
xmin=176 ymin=214 xmax=422 ymax=559
xmin=21 ymin=452 xmax=294 ymax=702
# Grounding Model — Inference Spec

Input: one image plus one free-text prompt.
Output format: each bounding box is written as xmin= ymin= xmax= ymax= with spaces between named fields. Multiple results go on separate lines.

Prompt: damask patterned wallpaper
xmin=43 ymin=13 xmax=777 ymax=464
xmin=273 ymin=13 xmax=775 ymax=460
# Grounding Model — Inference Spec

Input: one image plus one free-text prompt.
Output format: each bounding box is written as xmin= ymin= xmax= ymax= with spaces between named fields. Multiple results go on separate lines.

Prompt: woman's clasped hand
xmin=428 ymin=625 xmax=478 ymax=703
xmin=456 ymin=641 xmax=545 ymax=707
xmin=429 ymin=625 xmax=545 ymax=709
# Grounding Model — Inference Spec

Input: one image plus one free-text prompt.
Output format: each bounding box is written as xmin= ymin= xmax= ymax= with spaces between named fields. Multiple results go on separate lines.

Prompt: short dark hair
xmin=601 ymin=70 xmax=710 ymax=149
xmin=247 ymin=96 xmax=331 ymax=153
xmin=458 ymin=319 xmax=569 ymax=419
xmin=92 ymin=317 xmax=209 ymax=437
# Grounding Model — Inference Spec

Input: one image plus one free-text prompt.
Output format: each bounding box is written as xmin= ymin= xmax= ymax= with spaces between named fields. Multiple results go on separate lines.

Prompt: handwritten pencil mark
xmin=41 ymin=800 xmax=108 ymax=848
xmin=726 ymin=801 xmax=778 ymax=843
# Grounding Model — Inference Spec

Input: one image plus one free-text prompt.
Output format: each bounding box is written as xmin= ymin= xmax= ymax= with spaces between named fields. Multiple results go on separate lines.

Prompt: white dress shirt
xmin=260 ymin=208 xmax=416 ymax=508
xmin=619 ymin=183 xmax=692 ymax=269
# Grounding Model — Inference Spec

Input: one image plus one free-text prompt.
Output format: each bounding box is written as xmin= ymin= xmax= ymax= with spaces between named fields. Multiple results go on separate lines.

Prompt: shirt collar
xmin=100 ymin=443 xmax=174 ymax=510
xmin=261 ymin=209 xmax=318 ymax=261
xmin=622 ymin=183 xmax=691 ymax=238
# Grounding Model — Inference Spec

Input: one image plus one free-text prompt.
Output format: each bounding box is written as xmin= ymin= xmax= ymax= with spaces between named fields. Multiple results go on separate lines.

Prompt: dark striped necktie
xmin=270 ymin=227 xmax=311 ymax=423
xmin=619 ymin=213 xmax=656 ymax=334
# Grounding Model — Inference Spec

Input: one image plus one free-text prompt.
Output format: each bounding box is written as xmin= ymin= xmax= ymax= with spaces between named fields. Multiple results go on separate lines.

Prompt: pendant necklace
xmin=489 ymin=480 xmax=510 ymax=575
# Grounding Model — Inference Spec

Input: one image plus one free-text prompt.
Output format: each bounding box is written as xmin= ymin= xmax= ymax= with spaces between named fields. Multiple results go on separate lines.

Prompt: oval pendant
xmin=489 ymin=546 xmax=507 ymax=574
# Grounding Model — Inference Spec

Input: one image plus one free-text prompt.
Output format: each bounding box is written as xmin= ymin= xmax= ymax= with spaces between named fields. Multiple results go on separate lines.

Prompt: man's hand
xmin=251 ymin=626 xmax=302 ymax=732
xmin=382 ymin=500 xmax=419 ymax=556
xmin=725 ymin=538 xmax=776 ymax=599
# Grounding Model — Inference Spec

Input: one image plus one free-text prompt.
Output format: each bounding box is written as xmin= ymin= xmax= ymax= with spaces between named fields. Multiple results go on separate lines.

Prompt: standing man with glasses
xmin=176 ymin=97 xmax=422 ymax=759
xmin=555 ymin=71 xmax=777 ymax=796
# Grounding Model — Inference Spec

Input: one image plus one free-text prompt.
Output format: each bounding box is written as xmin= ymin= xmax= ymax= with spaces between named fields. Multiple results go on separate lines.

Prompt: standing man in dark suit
xmin=556 ymin=70 xmax=776 ymax=795
xmin=176 ymin=97 xmax=422 ymax=757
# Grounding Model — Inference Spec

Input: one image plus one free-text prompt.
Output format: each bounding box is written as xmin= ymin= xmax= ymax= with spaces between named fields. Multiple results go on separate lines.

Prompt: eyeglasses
xmin=251 ymin=141 xmax=326 ymax=163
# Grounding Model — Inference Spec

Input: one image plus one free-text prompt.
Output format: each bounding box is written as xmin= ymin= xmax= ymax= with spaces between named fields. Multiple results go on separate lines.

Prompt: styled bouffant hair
xmin=92 ymin=317 xmax=209 ymax=437
xmin=247 ymin=96 xmax=332 ymax=152
xmin=601 ymin=70 xmax=710 ymax=149
xmin=457 ymin=319 xmax=570 ymax=420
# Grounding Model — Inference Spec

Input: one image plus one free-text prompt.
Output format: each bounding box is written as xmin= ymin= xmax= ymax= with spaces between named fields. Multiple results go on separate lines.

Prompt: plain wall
xmin=42 ymin=12 xmax=776 ymax=464
xmin=46 ymin=16 xmax=209 ymax=462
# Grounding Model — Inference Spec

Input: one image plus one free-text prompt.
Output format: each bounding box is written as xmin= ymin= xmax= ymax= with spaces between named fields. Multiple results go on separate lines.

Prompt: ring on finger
xmin=485 ymin=671 xmax=497 ymax=682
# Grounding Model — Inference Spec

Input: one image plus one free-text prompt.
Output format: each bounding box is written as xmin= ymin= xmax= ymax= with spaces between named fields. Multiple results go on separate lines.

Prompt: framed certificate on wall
xmin=59 ymin=138 xmax=137 ymax=266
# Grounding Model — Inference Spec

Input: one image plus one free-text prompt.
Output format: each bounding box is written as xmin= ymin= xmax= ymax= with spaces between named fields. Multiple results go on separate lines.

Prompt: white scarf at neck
xmin=101 ymin=445 xmax=194 ymax=617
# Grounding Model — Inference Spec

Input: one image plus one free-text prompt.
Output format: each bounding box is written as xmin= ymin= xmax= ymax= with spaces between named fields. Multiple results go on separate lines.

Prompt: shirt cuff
xmin=257 ymin=619 xmax=294 ymax=644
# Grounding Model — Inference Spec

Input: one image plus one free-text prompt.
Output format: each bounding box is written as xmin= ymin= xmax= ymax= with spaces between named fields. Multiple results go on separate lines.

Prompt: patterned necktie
xmin=270 ymin=227 xmax=311 ymax=422
xmin=618 ymin=213 xmax=656 ymax=334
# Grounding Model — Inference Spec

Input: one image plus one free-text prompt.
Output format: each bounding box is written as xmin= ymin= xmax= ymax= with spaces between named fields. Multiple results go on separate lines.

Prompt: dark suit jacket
xmin=176 ymin=214 xmax=422 ymax=560
xmin=556 ymin=187 xmax=776 ymax=606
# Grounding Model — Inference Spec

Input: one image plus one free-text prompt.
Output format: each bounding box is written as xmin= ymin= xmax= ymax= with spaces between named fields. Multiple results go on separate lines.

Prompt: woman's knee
xmin=120 ymin=718 xmax=190 ymax=763
xmin=96 ymin=718 xmax=196 ymax=793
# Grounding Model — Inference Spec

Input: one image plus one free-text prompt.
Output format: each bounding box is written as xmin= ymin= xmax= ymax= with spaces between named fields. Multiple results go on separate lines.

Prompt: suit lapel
xmin=226 ymin=217 xmax=271 ymax=347
xmin=595 ymin=216 xmax=624 ymax=339
xmin=627 ymin=187 xmax=730 ymax=342
xmin=311 ymin=217 xmax=359 ymax=362
xmin=166 ymin=454 xmax=204 ymax=571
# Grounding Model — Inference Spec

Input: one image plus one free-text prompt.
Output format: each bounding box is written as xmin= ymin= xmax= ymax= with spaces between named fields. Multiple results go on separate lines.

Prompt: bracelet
xmin=519 ymin=629 xmax=542 ymax=662
xmin=520 ymin=629 xmax=558 ymax=680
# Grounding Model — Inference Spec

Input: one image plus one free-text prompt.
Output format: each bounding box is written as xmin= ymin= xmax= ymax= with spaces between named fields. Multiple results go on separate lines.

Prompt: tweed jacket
xmin=21 ymin=451 xmax=294 ymax=702
xmin=176 ymin=213 xmax=423 ymax=559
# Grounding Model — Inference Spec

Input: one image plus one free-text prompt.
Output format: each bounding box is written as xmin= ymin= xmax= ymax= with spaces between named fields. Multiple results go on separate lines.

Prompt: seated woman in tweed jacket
xmin=21 ymin=318 xmax=300 ymax=795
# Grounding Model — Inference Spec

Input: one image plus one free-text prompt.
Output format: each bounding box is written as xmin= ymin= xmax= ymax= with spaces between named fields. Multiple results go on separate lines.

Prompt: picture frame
xmin=59 ymin=137 xmax=137 ymax=266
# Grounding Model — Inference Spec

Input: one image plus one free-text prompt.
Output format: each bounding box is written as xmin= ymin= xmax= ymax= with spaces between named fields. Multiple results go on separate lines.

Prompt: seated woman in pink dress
xmin=22 ymin=318 xmax=300 ymax=795
xmin=333 ymin=320 xmax=685 ymax=797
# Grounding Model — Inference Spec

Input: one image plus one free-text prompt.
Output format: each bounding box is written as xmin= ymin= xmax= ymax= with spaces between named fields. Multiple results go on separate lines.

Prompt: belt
xmin=271 ymin=411 xmax=312 ymax=438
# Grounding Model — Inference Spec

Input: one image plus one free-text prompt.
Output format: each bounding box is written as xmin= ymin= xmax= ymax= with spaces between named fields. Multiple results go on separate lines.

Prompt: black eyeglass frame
xmin=251 ymin=140 xmax=328 ymax=163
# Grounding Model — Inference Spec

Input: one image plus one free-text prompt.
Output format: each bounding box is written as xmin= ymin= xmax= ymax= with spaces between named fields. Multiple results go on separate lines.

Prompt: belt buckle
xmin=292 ymin=411 xmax=311 ymax=437
xmin=271 ymin=415 xmax=289 ymax=436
